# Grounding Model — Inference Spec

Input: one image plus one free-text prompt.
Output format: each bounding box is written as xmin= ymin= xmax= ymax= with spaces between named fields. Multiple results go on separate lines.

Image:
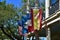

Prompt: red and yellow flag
xmin=31 ymin=8 xmax=42 ymax=30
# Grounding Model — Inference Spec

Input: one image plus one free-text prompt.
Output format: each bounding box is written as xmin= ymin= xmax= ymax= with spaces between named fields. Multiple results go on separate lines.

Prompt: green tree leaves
xmin=0 ymin=1 xmax=16 ymax=23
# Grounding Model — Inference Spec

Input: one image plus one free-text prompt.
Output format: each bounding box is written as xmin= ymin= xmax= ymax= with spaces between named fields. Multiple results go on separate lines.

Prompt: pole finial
xmin=35 ymin=0 xmax=38 ymax=7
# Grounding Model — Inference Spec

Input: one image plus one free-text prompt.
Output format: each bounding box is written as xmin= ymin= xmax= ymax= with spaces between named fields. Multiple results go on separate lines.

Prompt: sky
xmin=6 ymin=0 xmax=23 ymax=8
xmin=0 ymin=0 xmax=23 ymax=8
xmin=0 ymin=0 xmax=57 ymax=8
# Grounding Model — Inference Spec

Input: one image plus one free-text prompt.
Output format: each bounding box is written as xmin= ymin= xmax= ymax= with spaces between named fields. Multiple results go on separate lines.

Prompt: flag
xmin=18 ymin=20 xmax=23 ymax=35
xmin=18 ymin=15 xmax=28 ymax=36
xmin=18 ymin=26 xmax=28 ymax=36
xmin=28 ymin=26 xmax=34 ymax=32
xmin=17 ymin=20 xmax=22 ymax=26
xmin=18 ymin=26 xmax=23 ymax=35
xmin=23 ymin=12 xmax=34 ymax=32
xmin=39 ymin=8 xmax=42 ymax=29
xmin=30 ymin=8 xmax=42 ymax=31
xmin=22 ymin=28 xmax=28 ymax=36
xmin=28 ymin=9 xmax=34 ymax=32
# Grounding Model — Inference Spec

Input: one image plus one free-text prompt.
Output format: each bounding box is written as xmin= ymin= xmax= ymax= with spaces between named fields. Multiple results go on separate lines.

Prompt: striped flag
xmin=39 ymin=8 xmax=42 ymax=29
xmin=18 ymin=16 xmax=28 ymax=36
xmin=28 ymin=9 xmax=34 ymax=32
xmin=18 ymin=26 xmax=23 ymax=35
xmin=18 ymin=22 xmax=28 ymax=36
xmin=30 ymin=8 xmax=42 ymax=31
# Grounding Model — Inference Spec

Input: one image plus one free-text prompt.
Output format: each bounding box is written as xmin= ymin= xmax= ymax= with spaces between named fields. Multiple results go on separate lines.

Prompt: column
xmin=59 ymin=0 xmax=60 ymax=10
xmin=45 ymin=0 xmax=50 ymax=18
xmin=45 ymin=0 xmax=51 ymax=40
xmin=46 ymin=28 xmax=51 ymax=40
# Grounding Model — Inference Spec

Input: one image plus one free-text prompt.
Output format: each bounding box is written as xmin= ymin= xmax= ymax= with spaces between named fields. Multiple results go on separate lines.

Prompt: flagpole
xmin=23 ymin=0 xmax=30 ymax=40
xmin=45 ymin=0 xmax=51 ymax=40
xmin=26 ymin=0 xmax=30 ymax=14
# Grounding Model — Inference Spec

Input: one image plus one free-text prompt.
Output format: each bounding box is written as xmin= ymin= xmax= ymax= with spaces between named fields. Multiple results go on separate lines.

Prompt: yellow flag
xmin=33 ymin=8 xmax=40 ymax=30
